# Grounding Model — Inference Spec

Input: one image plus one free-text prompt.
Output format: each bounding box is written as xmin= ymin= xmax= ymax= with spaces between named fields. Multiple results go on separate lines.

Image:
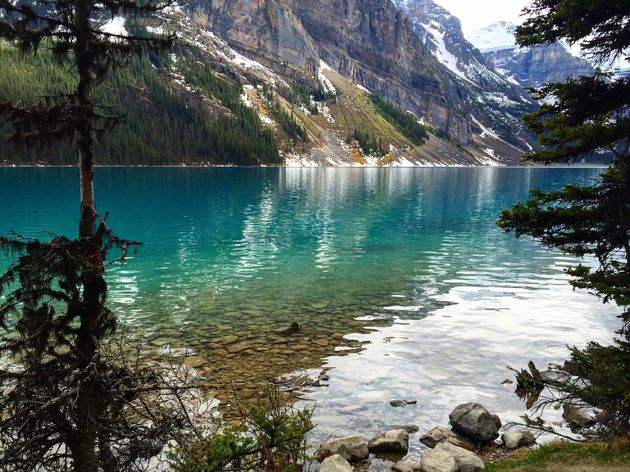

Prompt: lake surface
xmin=0 ymin=167 xmax=621 ymax=457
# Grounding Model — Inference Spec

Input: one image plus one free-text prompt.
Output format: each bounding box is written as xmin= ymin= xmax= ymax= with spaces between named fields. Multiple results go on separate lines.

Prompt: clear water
xmin=0 ymin=167 xmax=621 ymax=456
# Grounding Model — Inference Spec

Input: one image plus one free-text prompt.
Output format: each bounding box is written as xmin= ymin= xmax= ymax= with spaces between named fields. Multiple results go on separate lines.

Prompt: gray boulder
xmin=392 ymin=457 xmax=423 ymax=472
xmin=420 ymin=445 xmax=457 ymax=472
xmin=501 ymin=429 xmax=536 ymax=449
xmin=449 ymin=403 xmax=502 ymax=442
xmin=368 ymin=429 xmax=409 ymax=454
xmin=563 ymin=405 xmax=596 ymax=428
xmin=540 ymin=370 xmax=569 ymax=383
xmin=320 ymin=454 xmax=353 ymax=472
xmin=420 ymin=426 xmax=477 ymax=451
xmin=315 ymin=436 xmax=369 ymax=462
xmin=392 ymin=424 xmax=420 ymax=433
xmin=422 ymin=442 xmax=484 ymax=472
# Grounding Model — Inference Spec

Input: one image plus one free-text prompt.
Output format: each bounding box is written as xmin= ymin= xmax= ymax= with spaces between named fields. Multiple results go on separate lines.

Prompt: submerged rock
xmin=226 ymin=342 xmax=252 ymax=354
xmin=210 ymin=348 xmax=229 ymax=357
xmin=501 ymin=429 xmax=536 ymax=449
xmin=182 ymin=356 xmax=209 ymax=368
xmin=449 ymin=403 xmax=502 ymax=442
xmin=392 ymin=424 xmax=420 ymax=433
xmin=320 ymin=454 xmax=353 ymax=472
xmin=422 ymin=442 xmax=484 ymax=472
xmin=315 ymin=436 xmax=369 ymax=462
xmin=275 ymin=321 xmax=302 ymax=336
xmin=392 ymin=457 xmax=423 ymax=472
xmin=221 ymin=335 xmax=239 ymax=345
xmin=420 ymin=426 xmax=477 ymax=451
xmin=367 ymin=429 xmax=409 ymax=454
xmin=390 ymin=399 xmax=417 ymax=407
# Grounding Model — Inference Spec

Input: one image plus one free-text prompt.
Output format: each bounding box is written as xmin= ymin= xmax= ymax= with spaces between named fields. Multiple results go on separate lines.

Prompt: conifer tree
xmin=0 ymin=1 xmax=195 ymax=471
xmin=498 ymin=0 xmax=630 ymax=434
xmin=498 ymin=0 xmax=630 ymax=307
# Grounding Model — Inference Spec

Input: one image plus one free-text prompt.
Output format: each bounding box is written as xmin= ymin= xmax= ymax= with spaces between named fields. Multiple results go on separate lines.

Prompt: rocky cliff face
xmin=196 ymin=0 xmax=538 ymax=153
xmin=289 ymin=0 xmax=487 ymax=145
xmin=201 ymin=0 xmax=319 ymax=74
xmin=392 ymin=0 xmax=536 ymax=153
xmin=468 ymin=22 xmax=594 ymax=87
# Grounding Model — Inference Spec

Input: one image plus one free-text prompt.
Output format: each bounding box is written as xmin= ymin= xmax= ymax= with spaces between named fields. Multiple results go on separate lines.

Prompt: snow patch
xmin=102 ymin=16 xmax=127 ymax=36
xmin=259 ymin=115 xmax=274 ymax=125
xmin=470 ymin=115 xmax=499 ymax=140
xmin=146 ymin=25 xmax=165 ymax=35
xmin=241 ymin=86 xmax=253 ymax=108
xmin=468 ymin=21 xmax=517 ymax=53
xmin=284 ymin=154 xmax=322 ymax=167
xmin=422 ymin=21 xmax=473 ymax=84
xmin=318 ymin=60 xmax=337 ymax=94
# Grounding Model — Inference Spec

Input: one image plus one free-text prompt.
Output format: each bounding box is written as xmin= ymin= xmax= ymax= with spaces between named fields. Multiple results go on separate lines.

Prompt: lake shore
xmin=0 ymin=162 xmax=611 ymax=168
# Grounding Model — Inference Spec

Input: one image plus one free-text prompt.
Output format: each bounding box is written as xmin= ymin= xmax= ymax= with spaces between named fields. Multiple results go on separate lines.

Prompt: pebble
xmin=183 ymin=356 xmax=208 ymax=368
xmin=221 ymin=335 xmax=239 ymax=345
xmin=210 ymin=349 xmax=229 ymax=357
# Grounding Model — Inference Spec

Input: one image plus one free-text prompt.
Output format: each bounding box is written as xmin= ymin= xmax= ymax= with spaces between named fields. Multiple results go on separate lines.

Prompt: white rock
xmin=420 ymin=426 xmax=477 ymax=451
xmin=368 ymin=429 xmax=409 ymax=454
xmin=422 ymin=442 xmax=484 ymax=472
xmin=320 ymin=454 xmax=353 ymax=472
xmin=501 ymin=429 xmax=536 ymax=449
xmin=421 ymin=446 xmax=458 ymax=472
xmin=392 ymin=457 xmax=423 ymax=472
xmin=315 ymin=436 xmax=369 ymax=462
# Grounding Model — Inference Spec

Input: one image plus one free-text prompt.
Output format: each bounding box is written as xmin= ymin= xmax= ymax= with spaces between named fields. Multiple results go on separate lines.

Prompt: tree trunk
xmin=72 ymin=78 xmax=102 ymax=472
xmin=71 ymin=1 xmax=102 ymax=470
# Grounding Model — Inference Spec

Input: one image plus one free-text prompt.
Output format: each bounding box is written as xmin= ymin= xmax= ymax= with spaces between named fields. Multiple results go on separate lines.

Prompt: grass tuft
xmin=485 ymin=439 xmax=630 ymax=471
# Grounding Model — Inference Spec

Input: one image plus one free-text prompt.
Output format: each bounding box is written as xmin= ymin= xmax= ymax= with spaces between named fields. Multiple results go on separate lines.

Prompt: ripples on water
xmin=0 ymin=167 xmax=621 ymax=453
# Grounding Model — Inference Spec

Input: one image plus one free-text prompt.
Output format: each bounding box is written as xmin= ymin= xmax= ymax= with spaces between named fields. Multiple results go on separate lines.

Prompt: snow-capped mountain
xmin=394 ymin=0 xmax=515 ymax=88
xmin=468 ymin=21 xmax=594 ymax=87
xmin=468 ymin=21 xmax=518 ymax=53
xmin=392 ymin=0 xmax=537 ymax=154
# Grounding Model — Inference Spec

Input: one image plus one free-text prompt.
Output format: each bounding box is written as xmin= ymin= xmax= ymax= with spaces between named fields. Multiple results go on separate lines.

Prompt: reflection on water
xmin=0 ymin=167 xmax=621 ymax=442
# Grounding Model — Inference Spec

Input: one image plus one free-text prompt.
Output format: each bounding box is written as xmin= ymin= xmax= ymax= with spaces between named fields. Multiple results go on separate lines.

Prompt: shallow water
xmin=0 ymin=167 xmax=622 ymax=456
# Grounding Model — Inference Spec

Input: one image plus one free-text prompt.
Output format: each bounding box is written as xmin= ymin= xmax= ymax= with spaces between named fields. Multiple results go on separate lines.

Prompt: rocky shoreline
xmin=315 ymin=402 xmax=536 ymax=472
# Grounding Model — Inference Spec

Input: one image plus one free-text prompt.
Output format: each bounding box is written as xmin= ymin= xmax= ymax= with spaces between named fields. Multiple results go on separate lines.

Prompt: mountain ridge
xmin=467 ymin=21 xmax=594 ymax=87
xmin=1 ymin=0 xmax=543 ymax=166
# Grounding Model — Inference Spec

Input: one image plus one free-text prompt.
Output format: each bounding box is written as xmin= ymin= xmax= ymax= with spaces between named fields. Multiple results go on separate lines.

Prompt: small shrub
xmin=169 ymin=387 xmax=314 ymax=472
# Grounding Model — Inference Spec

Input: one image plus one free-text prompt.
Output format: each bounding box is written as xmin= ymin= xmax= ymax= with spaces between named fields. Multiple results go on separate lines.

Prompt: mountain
xmin=391 ymin=0 xmax=537 ymax=159
xmin=1 ymin=0 xmax=539 ymax=166
xmin=199 ymin=0 xmax=537 ymax=159
xmin=468 ymin=21 xmax=594 ymax=87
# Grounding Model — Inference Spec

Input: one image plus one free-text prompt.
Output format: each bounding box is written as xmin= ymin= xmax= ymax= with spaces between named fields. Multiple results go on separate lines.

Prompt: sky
xmin=432 ymin=0 xmax=529 ymax=35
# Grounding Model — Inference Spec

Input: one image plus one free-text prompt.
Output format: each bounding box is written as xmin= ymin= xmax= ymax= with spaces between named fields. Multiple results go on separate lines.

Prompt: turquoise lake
xmin=0 ymin=167 xmax=622 ymax=455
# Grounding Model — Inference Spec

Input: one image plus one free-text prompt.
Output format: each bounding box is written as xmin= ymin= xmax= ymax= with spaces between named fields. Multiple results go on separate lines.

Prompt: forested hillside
xmin=0 ymin=43 xmax=282 ymax=166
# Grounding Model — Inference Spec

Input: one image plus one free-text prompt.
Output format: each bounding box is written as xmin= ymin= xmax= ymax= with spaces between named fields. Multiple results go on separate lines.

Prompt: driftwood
xmin=510 ymin=361 xmax=544 ymax=409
